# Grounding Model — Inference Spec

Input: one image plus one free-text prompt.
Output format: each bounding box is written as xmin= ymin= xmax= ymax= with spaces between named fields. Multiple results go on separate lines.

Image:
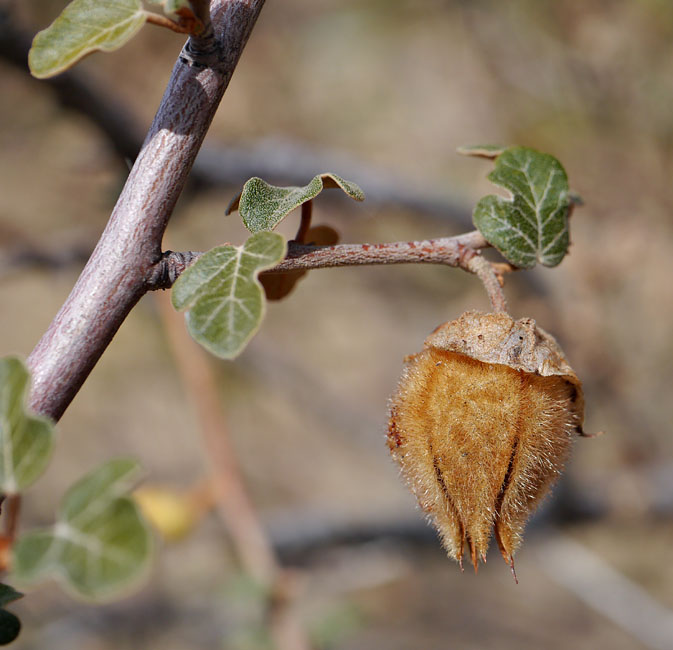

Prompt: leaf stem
xmin=294 ymin=201 xmax=313 ymax=243
xmin=144 ymin=12 xmax=191 ymax=34
xmin=465 ymin=254 xmax=508 ymax=312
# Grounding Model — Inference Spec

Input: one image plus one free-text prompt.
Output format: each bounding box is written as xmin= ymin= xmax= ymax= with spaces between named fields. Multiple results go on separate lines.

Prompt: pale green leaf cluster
xmin=172 ymin=232 xmax=287 ymax=359
xmin=227 ymin=173 xmax=365 ymax=233
xmin=29 ymin=0 xmax=147 ymax=79
xmin=12 ymin=459 xmax=152 ymax=602
xmin=471 ymin=146 xmax=571 ymax=268
xmin=0 ymin=357 xmax=54 ymax=495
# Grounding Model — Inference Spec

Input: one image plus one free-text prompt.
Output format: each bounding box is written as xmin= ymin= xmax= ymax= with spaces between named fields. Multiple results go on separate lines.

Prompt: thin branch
xmin=0 ymin=494 xmax=21 ymax=572
xmin=26 ymin=0 xmax=267 ymax=422
xmin=145 ymin=12 xmax=192 ymax=35
xmin=156 ymin=289 xmax=311 ymax=650
xmin=3 ymin=495 xmax=20 ymax=546
xmin=155 ymin=291 xmax=278 ymax=582
xmin=465 ymin=254 xmax=508 ymax=312
xmin=148 ymin=230 xmax=492 ymax=289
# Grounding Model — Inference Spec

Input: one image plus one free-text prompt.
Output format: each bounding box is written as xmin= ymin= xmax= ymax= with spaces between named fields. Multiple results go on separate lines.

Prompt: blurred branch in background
xmin=537 ymin=532 xmax=673 ymax=650
xmin=0 ymin=221 xmax=90 ymax=279
xmin=155 ymin=289 xmax=312 ymax=650
xmin=0 ymin=5 xmax=144 ymax=164
xmin=0 ymin=6 xmax=472 ymax=229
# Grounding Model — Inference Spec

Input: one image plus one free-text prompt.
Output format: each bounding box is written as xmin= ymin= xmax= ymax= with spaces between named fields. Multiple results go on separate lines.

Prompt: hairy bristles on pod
xmin=387 ymin=311 xmax=584 ymax=576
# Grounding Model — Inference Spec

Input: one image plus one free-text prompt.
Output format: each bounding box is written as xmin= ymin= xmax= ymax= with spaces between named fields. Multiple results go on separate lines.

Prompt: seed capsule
xmin=387 ymin=311 xmax=584 ymax=576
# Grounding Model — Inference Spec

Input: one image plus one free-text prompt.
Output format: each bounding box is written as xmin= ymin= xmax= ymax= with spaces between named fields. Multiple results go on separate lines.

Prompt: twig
xmin=0 ymin=494 xmax=21 ymax=572
xmin=3 ymin=495 xmax=20 ymax=544
xmin=147 ymin=230 xmax=492 ymax=289
xmin=155 ymin=291 xmax=278 ymax=583
xmin=145 ymin=12 xmax=192 ymax=34
xmin=155 ymin=290 xmax=311 ymax=650
xmin=465 ymin=254 xmax=508 ymax=312
xmin=538 ymin=532 xmax=673 ymax=650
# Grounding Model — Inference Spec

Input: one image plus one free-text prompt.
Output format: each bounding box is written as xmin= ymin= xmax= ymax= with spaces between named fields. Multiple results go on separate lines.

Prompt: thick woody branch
xmin=26 ymin=0 xmax=266 ymax=422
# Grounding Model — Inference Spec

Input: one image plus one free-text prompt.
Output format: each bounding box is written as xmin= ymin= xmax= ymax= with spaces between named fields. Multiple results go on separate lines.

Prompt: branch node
xmin=180 ymin=13 xmax=220 ymax=70
xmin=147 ymin=250 xmax=202 ymax=290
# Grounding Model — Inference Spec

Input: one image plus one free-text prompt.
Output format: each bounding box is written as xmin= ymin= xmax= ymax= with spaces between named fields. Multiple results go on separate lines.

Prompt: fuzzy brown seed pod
xmin=387 ymin=311 xmax=584 ymax=576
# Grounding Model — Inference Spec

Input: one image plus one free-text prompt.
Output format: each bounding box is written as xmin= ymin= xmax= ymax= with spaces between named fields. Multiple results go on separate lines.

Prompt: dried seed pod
xmin=387 ymin=311 xmax=584 ymax=576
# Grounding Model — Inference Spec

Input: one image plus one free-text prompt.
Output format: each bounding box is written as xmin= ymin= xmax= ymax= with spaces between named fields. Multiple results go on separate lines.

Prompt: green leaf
xmin=12 ymin=459 xmax=152 ymax=602
xmin=0 ymin=357 xmax=55 ymax=494
xmin=472 ymin=146 xmax=571 ymax=268
xmin=172 ymin=232 xmax=287 ymax=359
xmin=0 ymin=585 xmax=22 ymax=646
xmin=29 ymin=0 xmax=147 ymax=79
xmin=227 ymin=173 xmax=365 ymax=233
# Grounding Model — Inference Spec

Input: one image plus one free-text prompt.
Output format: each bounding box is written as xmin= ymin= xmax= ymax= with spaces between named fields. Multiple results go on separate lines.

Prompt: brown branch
xmin=25 ymin=0 xmax=267 ymax=422
xmin=147 ymin=229 xmax=494 ymax=289
xmin=155 ymin=289 xmax=311 ymax=650
xmin=465 ymin=254 xmax=508 ymax=312
xmin=0 ymin=494 xmax=21 ymax=572
xmin=145 ymin=12 xmax=192 ymax=35
xmin=294 ymin=201 xmax=313 ymax=243
xmin=155 ymin=291 xmax=278 ymax=582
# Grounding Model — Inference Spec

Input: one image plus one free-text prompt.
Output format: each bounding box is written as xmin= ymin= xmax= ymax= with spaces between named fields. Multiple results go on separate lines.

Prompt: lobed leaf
xmin=29 ymin=0 xmax=147 ymax=79
xmin=227 ymin=173 xmax=364 ymax=233
xmin=0 ymin=585 xmax=22 ymax=646
xmin=0 ymin=357 xmax=55 ymax=494
xmin=12 ymin=459 xmax=152 ymax=602
xmin=471 ymin=146 xmax=571 ymax=268
xmin=171 ymin=232 xmax=287 ymax=359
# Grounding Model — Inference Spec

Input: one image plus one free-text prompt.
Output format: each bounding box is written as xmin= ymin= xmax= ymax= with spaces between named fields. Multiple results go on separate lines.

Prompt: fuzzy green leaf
xmin=0 ymin=357 xmax=55 ymax=494
xmin=472 ymin=146 xmax=571 ymax=268
xmin=227 ymin=173 xmax=365 ymax=233
xmin=172 ymin=232 xmax=287 ymax=359
xmin=29 ymin=0 xmax=147 ymax=79
xmin=0 ymin=585 xmax=22 ymax=646
xmin=12 ymin=459 xmax=152 ymax=602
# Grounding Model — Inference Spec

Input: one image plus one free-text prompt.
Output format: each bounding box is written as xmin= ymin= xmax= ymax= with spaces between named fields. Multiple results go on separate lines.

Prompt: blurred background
xmin=2 ymin=0 xmax=673 ymax=648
